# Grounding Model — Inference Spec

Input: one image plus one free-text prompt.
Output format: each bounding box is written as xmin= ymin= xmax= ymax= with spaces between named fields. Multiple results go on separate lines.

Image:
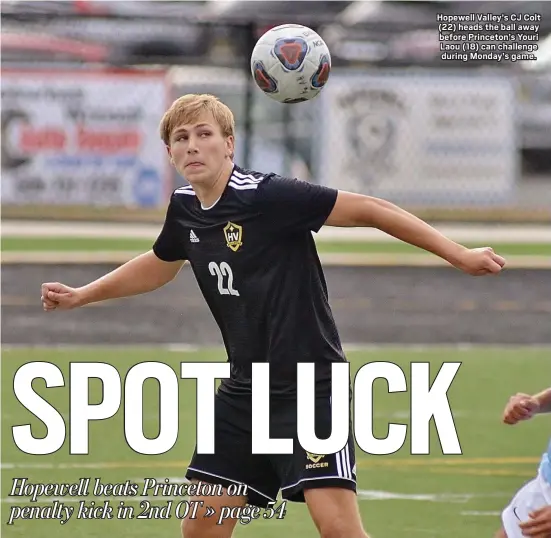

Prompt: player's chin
xmin=183 ymin=165 xmax=209 ymax=180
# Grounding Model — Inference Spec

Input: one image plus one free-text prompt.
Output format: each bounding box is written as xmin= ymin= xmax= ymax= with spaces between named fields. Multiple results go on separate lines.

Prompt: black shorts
xmin=186 ymin=391 xmax=356 ymax=508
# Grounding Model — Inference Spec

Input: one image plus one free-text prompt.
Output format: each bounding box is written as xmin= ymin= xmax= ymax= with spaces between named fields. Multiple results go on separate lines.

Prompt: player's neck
xmin=192 ymin=160 xmax=234 ymax=209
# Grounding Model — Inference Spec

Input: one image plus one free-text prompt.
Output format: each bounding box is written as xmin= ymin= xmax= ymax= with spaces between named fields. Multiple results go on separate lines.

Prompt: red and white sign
xmin=1 ymin=69 xmax=170 ymax=207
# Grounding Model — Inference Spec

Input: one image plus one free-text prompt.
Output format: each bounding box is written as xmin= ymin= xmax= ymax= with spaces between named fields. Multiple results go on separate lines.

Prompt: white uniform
xmin=502 ymin=438 xmax=551 ymax=537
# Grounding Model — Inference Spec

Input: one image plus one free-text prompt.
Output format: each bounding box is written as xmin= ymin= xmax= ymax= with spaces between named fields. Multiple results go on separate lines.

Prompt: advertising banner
xmin=318 ymin=73 xmax=518 ymax=205
xmin=1 ymin=69 xmax=169 ymax=207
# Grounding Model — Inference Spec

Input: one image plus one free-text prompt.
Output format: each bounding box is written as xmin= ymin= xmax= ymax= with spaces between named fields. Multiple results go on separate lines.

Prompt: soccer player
xmin=495 ymin=387 xmax=551 ymax=538
xmin=42 ymin=94 xmax=506 ymax=538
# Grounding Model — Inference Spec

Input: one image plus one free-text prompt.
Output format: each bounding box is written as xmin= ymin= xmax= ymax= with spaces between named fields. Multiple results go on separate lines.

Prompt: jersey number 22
xmin=208 ymin=261 xmax=240 ymax=296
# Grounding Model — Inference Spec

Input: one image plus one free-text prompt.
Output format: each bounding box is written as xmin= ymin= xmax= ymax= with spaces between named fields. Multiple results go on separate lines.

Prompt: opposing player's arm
xmin=533 ymin=387 xmax=551 ymax=414
xmin=502 ymin=387 xmax=551 ymax=425
xmin=325 ymin=190 xmax=506 ymax=275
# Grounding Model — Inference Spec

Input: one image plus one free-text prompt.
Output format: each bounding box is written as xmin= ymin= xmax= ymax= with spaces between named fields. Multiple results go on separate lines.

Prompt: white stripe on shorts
xmin=335 ymin=444 xmax=352 ymax=479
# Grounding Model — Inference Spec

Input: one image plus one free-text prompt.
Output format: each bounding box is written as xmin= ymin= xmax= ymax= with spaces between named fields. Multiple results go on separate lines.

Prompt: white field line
xmin=461 ymin=511 xmax=502 ymax=516
xmin=168 ymin=343 xmax=551 ymax=353
xmin=356 ymin=490 xmax=509 ymax=502
xmin=3 ymin=220 xmax=551 ymax=243
xmin=2 ymin=343 xmax=551 ymax=352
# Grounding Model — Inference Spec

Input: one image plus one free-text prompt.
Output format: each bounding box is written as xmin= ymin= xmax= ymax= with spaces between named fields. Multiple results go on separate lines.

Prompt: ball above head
xmin=250 ymin=23 xmax=331 ymax=104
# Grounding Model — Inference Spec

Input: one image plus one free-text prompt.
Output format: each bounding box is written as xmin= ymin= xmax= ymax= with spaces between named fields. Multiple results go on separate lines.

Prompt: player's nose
xmin=187 ymin=134 xmax=199 ymax=153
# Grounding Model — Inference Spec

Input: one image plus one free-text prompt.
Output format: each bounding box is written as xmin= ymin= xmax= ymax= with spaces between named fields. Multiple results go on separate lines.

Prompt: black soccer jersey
xmin=152 ymin=164 xmax=346 ymax=398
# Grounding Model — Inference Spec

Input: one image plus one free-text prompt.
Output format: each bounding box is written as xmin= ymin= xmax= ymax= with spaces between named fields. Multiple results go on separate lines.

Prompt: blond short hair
xmin=159 ymin=94 xmax=235 ymax=146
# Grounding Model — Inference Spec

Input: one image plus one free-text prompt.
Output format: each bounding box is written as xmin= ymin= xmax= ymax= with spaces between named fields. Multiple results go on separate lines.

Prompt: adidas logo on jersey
xmin=189 ymin=230 xmax=199 ymax=243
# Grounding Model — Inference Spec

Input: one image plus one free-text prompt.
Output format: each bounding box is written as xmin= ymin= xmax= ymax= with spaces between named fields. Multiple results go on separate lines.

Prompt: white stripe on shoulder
xmin=230 ymin=176 xmax=262 ymax=185
xmin=228 ymin=181 xmax=258 ymax=190
xmin=233 ymin=170 xmax=265 ymax=182
xmin=174 ymin=186 xmax=196 ymax=195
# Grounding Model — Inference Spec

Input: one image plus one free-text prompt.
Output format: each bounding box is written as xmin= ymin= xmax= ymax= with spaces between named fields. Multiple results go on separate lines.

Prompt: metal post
xmin=242 ymin=22 xmax=256 ymax=170
xmin=282 ymin=103 xmax=295 ymax=177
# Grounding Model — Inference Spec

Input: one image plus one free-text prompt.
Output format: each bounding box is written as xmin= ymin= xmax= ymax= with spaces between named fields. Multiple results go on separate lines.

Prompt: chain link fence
xmin=2 ymin=28 xmax=550 ymax=221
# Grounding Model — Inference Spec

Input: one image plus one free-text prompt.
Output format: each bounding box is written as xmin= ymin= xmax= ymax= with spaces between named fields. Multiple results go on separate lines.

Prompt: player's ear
xmin=225 ymin=136 xmax=234 ymax=159
xmin=166 ymin=146 xmax=175 ymax=166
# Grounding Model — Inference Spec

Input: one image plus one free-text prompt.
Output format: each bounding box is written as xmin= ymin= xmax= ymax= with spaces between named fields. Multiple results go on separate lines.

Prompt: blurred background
xmin=2 ymin=0 xmax=551 ymax=343
xmin=2 ymin=4 xmax=550 ymax=537
xmin=2 ymin=0 xmax=551 ymax=341
xmin=1 ymin=0 xmax=551 ymax=220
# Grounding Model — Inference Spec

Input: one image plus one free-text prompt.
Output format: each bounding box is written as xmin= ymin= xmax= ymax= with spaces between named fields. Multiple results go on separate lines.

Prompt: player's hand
xmin=453 ymin=247 xmax=506 ymax=276
xmin=41 ymin=282 xmax=83 ymax=311
xmin=502 ymin=393 xmax=540 ymax=425
xmin=519 ymin=505 xmax=551 ymax=537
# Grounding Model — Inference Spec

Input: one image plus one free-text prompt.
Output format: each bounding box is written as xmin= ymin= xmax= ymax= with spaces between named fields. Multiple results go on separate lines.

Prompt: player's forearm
xmin=534 ymin=387 xmax=551 ymax=414
xmin=364 ymin=197 xmax=467 ymax=264
xmin=76 ymin=250 xmax=183 ymax=306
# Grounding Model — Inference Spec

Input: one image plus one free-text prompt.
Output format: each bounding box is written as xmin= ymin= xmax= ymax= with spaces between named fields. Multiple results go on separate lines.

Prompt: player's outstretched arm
xmin=533 ymin=387 xmax=551 ymax=414
xmin=325 ymin=191 xmax=506 ymax=276
xmin=502 ymin=387 xmax=551 ymax=425
xmin=41 ymin=250 xmax=185 ymax=311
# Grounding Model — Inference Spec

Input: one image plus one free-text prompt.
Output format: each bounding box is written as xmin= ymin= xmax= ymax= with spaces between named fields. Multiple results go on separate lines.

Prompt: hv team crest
xmin=224 ymin=222 xmax=243 ymax=252
xmin=306 ymin=452 xmax=325 ymax=464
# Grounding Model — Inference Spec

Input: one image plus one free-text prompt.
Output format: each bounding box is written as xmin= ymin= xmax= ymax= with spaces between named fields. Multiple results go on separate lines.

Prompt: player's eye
xmin=199 ymin=131 xmax=211 ymax=137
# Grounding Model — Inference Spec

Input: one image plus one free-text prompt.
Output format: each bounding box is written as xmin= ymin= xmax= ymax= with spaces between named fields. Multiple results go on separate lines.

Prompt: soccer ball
xmin=250 ymin=24 xmax=331 ymax=104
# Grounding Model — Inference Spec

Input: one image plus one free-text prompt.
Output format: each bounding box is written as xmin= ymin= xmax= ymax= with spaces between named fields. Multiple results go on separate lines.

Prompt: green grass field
xmin=2 ymin=236 xmax=551 ymax=256
xmin=2 ymin=346 xmax=549 ymax=537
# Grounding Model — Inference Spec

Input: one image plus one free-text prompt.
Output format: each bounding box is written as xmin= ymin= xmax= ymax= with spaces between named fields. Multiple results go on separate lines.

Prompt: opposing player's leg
xmin=181 ymin=479 xmax=246 ymax=538
xmin=182 ymin=392 xmax=280 ymax=537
